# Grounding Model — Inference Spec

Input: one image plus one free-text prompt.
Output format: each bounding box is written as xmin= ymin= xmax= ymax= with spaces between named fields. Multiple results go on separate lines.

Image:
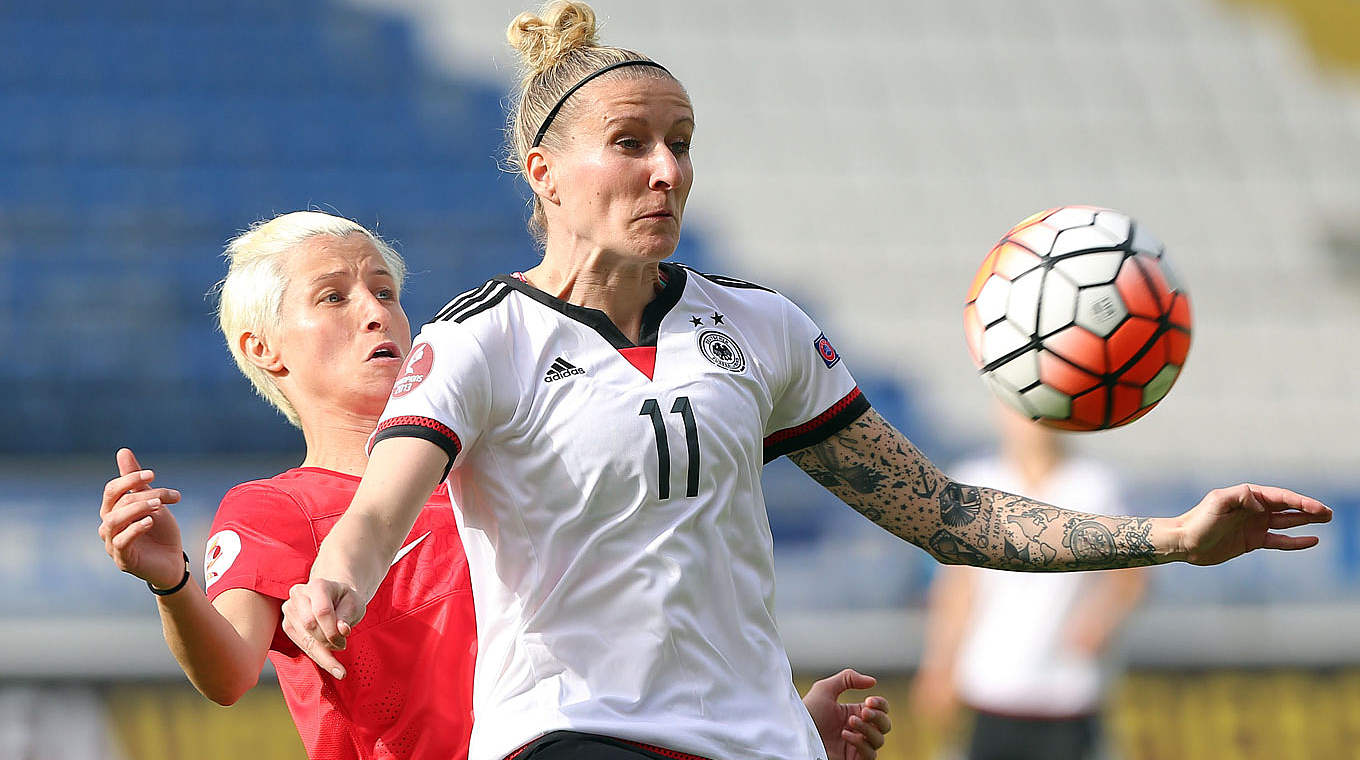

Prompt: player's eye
xmin=322 ymin=291 xmax=343 ymax=304
xmin=616 ymin=137 xmax=643 ymax=150
xmin=376 ymin=288 xmax=395 ymax=300
xmin=669 ymin=139 xmax=691 ymax=156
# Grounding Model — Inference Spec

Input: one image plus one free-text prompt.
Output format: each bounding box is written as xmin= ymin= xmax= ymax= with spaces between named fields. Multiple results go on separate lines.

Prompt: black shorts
xmin=967 ymin=710 xmax=1102 ymax=760
xmin=512 ymin=731 xmax=712 ymax=760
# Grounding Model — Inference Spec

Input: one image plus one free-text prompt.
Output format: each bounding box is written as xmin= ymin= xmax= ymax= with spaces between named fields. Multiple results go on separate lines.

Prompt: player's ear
xmin=526 ymin=147 xmax=558 ymax=204
xmin=240 ymin=331 xmax=284 ymax=374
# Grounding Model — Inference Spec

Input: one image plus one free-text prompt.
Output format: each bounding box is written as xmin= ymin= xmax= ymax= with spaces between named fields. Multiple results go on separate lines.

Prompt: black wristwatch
xmin=149 ymin=552 xmax=192 ymax=596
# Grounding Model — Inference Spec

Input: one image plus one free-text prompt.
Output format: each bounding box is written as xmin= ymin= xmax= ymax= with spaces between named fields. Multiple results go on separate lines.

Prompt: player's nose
xmin=358 ymin=291 xmax=387 ymax=331
xmin=649 ymin=144 xmax=681 ymax=191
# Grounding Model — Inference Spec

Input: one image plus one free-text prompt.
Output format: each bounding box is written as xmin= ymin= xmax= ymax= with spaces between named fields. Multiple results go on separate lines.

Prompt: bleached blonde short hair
xmin=215 ymin=211 xmax=406 ymax=427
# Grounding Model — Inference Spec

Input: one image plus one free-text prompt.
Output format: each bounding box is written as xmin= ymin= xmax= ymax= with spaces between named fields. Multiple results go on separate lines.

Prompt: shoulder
xmin=427 ymin=277 xmax=517 ymax=327
xmin=673 ymin=262 xmax=805 ymax=325
xmin=216 ymin=469 xmax=348 ymax=524
xmin=674 ymin=263 xmax=777 ymax=294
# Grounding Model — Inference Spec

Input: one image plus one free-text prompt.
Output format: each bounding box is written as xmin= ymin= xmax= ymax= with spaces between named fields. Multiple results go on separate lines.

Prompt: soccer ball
xmin=963 ymin=206 xmax=1192 ymax=431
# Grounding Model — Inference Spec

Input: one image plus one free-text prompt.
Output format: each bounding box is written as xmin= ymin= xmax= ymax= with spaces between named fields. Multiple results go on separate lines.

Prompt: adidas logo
xmin=544 ymin=357 xmax=586 ymax=383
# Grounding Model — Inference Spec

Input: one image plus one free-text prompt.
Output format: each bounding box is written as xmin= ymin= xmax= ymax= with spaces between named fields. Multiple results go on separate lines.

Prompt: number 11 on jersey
xmin=639 ymin=397 xmax=700 ymax=499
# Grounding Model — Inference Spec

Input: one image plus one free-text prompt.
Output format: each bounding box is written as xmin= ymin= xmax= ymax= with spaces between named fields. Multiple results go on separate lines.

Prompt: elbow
xmin=199 ymin=673 xmax=259 ymax=706
xmin=207 ymin=692 xmax=239 ymax=707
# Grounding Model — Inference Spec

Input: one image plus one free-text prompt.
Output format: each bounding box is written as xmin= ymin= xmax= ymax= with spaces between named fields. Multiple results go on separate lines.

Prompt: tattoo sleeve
xmin=786 ymin=408 xmax=1161 ymax=571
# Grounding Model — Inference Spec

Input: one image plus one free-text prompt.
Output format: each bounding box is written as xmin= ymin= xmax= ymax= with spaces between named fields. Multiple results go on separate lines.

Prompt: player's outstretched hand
xmin=281 ymin=578 xmax=367 ymax=680
xmin=1177 ymin=484 xmax=1331 ymax=566
xmin=98 ymin=448 xmax=185 ymax=590
xmin=803 ymin=669 xmax=891 ymax=760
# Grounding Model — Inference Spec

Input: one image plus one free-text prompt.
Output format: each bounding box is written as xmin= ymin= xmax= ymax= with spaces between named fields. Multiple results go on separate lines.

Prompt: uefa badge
xmin=814 ymin=332 xmax=840 ymax=368
xmin=698 ymin=330 xmax=746 ymax=373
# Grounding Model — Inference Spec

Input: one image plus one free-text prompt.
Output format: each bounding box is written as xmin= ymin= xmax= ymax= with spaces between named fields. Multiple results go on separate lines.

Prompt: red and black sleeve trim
xmin=372 ymin=415 xmax=462 ymax=479
xmin=763 ymin=387 xmax=871 ymax=463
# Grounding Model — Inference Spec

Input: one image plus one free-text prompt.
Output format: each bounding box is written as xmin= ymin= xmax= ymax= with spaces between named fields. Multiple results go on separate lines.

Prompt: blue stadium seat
xmin=0 ymin=0 xmax=924 ymax=472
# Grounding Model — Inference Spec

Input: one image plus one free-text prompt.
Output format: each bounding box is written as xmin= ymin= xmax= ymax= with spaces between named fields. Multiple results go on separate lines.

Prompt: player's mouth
xmin=637 ymin=209 xmax=674 ymax=221
xmin=368 ymin=342 xmax=402 ymax=362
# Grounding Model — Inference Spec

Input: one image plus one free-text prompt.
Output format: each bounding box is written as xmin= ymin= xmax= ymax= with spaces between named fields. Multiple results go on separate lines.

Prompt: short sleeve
xmin=203 ymin=484 xmax=317 ymax=603
xmin=762 ymin=297 xmax=871 ymax=462
xmin=369 ymin=321 xmax=493 ymax=478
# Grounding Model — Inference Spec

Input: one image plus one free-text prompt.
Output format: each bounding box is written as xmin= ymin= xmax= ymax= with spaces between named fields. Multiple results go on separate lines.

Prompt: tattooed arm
xmin=787 ymin=408 xmax=1331 ymax=571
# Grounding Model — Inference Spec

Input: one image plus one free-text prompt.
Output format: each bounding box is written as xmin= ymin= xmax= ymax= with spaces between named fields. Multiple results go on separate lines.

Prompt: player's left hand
xmin=803 ymin=669 xmax=891 ymax=760
xmin=99 ymin=448 xmax=186 ymax=589
xmin=1177 ymin=484 xmax=1331 ymax=565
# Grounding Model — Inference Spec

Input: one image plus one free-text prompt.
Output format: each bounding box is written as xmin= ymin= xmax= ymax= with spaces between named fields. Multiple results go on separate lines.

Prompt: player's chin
xmin=628 ymin=229 xmax=681 ymax=261
xmin=360 ymin=366 xmax=403 ymax=395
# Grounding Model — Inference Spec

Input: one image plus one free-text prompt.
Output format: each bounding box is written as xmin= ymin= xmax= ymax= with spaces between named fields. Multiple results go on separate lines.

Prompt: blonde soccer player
xmin=99 ymin=211 xmax=890 ymax=760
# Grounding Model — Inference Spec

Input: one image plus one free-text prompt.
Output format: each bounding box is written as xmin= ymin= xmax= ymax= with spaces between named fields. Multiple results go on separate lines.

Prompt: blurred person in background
xmin=97 ymin=210 xmax=892 ymax=760
xmin=911 ymin=405 xmax=1147 ymax=760
xmin=281 ymin=3 xmax=1328 ymax=760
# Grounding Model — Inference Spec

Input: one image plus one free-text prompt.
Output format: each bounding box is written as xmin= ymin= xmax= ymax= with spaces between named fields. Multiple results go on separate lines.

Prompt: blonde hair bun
xmin=507 ymin=1 xmax=600 ymax=78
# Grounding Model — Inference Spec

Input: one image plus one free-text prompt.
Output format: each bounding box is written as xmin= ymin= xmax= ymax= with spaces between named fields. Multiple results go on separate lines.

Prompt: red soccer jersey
xmin=204 ymin=467 xmax=475 ymax=760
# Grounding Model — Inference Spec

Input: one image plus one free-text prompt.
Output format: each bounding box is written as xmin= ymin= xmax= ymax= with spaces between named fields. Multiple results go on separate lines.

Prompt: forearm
xmin=310 ymin=506 xmax=405 ymax=600
xmin=155 ymin=584 xmax=265 ymax=704
xmin=952 ymin=488 xmax=1177 ymax=571
xmin=789 ymin=408 xmax=1186 ymax=571
xmin=310 ymin=436 xmax=447 ymax=599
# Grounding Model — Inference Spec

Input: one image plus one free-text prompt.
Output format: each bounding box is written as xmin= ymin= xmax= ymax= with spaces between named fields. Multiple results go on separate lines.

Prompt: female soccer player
xmin=98 ymin=211 xmax=891 ymax=760
xmin=281 ymin=4 xmax=1330 ymax=760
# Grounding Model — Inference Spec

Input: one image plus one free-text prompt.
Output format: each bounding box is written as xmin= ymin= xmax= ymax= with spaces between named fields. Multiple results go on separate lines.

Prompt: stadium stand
xmin=376 ymin=0 xmax=1360 ymax=486
xmin=0 ymin=0 xmax=923 ymax=621
xmin=0 ymin=0 xmax=1355 ymax=667
xmin=3 ymin=2 xmax=1357 ymax=757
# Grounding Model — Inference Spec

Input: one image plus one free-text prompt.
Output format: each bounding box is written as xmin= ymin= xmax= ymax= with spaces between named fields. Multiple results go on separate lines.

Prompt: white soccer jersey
xmin=372 ymin=262 xmax=869 ymax=760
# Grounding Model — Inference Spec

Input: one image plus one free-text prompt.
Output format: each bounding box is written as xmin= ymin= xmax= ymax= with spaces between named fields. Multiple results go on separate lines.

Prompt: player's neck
xmin=297 ymin=413 xmax=378 ymax=477
xmin=523 ymin=248 xmax=664 ymax=344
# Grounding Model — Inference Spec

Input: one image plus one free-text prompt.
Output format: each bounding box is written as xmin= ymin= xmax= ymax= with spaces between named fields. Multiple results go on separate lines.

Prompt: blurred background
xmin=1 ymin=0 xmax=1357 ymax=758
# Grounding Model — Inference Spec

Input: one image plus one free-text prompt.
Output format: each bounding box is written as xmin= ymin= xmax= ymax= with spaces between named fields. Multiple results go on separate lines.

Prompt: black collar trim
xmin=494 ymin=262 xmax=687 ymax=350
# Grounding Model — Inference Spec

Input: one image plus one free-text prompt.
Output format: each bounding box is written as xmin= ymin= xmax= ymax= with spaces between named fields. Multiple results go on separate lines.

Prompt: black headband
xmin=530 ymin=59 xmax=671 ymax=148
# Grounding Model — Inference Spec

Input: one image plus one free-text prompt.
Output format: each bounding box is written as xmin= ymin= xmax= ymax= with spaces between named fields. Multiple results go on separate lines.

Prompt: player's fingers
xmin=840 ymin=730 xmax=871 ymax=760
xmin=849 ymin=712 xmax=887 ymax=747
xmin=102 ymin=498 xmax=163 ymax=540
xmin=864 ymin=695 xmax=890 ymax=714
xmin=1263 ymin=533 xmax=1320 ymax=551
xmin=288 ymin=621 xmax=347 ymax=679
xmin=114 ymin=486 xmax=181 ymax=512
xmin=334 ymin=592 xmax=366 ymax=637
xmin=1270 ymin=512 xmax=1322 ymax=530
xmin=860 ymin=705 xmax=892 ymax=735
xmin=837 ymin=717 xmax=881 ymax=755
xmin=281 ymin=592 xmax=348 ymax=675
xmin=116 ymin=448 xmax=143 ymax=477
xmin=813 ymin=668 xmax=874 ymax=700
xmin=300 ymin=586 xmax=346 ymax=649
xmin=839 ymin=668 xmax=876 ymax=692
xmin=1245 ymin=485 xmax=1331 ymax=518
xmin=110 ymin=516 xmax=155 ymax=552
xmin=101 ymin=470 xmax=155 ymax=515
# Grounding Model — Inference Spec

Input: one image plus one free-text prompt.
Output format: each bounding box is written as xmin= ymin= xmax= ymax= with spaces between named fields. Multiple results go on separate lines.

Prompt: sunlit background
xmin=2 ymin=0 xmax=1357 ymax=758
